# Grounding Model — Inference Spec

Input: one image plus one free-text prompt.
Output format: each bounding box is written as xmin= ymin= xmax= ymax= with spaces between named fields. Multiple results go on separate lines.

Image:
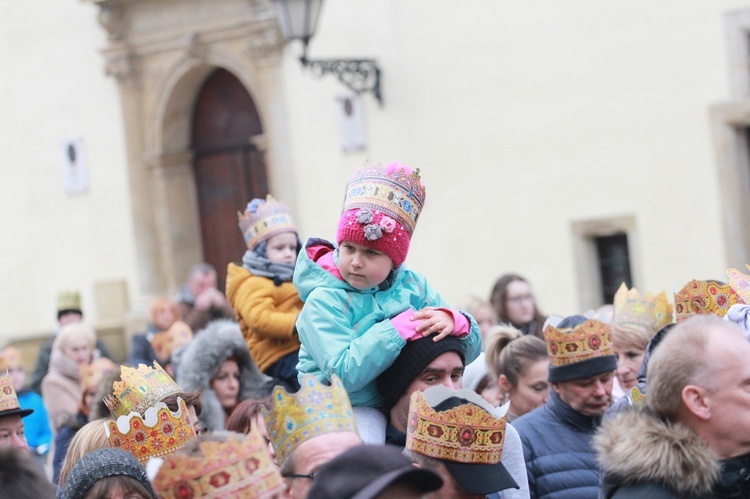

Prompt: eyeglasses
xmin=506 ymin=294 xmax=534 ymax=304
xmin=195 ymin=427 xmax=208 ymax=436
xmin=281 ymin=471 xmax=316 ymax=480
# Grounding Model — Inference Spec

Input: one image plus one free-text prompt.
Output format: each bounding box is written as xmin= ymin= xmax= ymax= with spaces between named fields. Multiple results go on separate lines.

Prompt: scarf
xmin=242 ymin=250 xmax=295 ymax=284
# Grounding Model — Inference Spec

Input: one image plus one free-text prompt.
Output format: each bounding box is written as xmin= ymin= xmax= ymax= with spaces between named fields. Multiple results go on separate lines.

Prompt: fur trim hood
xmin=175 ymin=319 xmax=274 ymax=431
xmin=594 ymin=408 xmax=720 ymax=498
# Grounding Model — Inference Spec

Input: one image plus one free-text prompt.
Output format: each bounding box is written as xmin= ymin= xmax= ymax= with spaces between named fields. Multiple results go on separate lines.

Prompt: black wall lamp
xmin=270 ymin=0 xmax=383 ymax=105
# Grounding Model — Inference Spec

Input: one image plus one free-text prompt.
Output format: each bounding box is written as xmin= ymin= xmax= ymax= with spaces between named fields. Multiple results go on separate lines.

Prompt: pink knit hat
xmin=336 ymin=162 xmax=426 ymax=267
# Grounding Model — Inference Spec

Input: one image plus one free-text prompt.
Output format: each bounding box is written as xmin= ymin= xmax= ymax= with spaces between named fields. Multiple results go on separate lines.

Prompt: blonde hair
xmin=485 ymin=324 xmax=547 ymax=387
xmin=53 ymin=323 xmax=96 ymax=352
xmin=149 ymin=298 xmax=181 ymax=325
xmin=611 ymin=322 xmax=655 ymax=352
xmin=58 ymin=418 xmax=111 ymax=488
xmin=456 ymin=295 xmax=496 ymax=321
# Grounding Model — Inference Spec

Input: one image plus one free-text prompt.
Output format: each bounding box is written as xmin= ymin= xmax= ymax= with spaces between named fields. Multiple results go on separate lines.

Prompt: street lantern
xmin=270 ymin=0 xmax=383 ymax=105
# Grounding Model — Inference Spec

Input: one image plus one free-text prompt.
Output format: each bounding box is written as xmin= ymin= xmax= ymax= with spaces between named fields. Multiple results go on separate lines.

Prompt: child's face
xmin=265 ymin=232 xmax=298 ymax=265
xmin=337 ymin=241 xmax=394 ymax=290
xmin=153 ymin=305 xmax=176 ymax=331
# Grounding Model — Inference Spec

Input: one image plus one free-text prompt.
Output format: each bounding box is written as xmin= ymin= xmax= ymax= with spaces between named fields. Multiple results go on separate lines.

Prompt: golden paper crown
xmin=263 ymin=374 xmax=357 ymax=466
xmin=151 ymin=321 xmax=193 ymax=365
xmin=727 ymin=265 xmax=750 ymax=304
xmin=57 ymin=289 xmax=82 ymax=312
xmin=630 ymin=386 xmax=646 ymax=407
xmin=104 ymin=361 xmax=181 ymax=419
xmin=0 ymin=375 xmax=23 ymax=414
xmin=79 ymin=357 xmax=117 ymax=394
xmin=153 ymin=429 xmax=283 ymax=499
xmin=611 ymin=283 xmax=673 ymax=333
xmin=238 ymin=195 xmax=296 ymax=250
xmin=0 ymin=347 xmax=22 ymax=371
xmin=343 ymin=162 xmax=426 ymax=236
xmin=673 ymin=280 xmax=744 ymax=323
xmin=406 ymin=387 xmax=509 ymax=465
xmin=544 ymin=319 xmax=613 ymax=367
xmin=106 ymin=397 xmax=196 ymax=463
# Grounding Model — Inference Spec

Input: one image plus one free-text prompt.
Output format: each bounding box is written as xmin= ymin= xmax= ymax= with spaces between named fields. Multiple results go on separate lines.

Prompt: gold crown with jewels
xmin=673 ymin=279 xmax=744 ymax=323
xmin=611 ymin=283 xmax=673 ymax=334
xmin=544 ymin=319 xmax=613 ymax=367
xmin=153 ymin=429 xmax=283 ymax=499
xmin=726 ymin=265 xmax=750 ymax=305
xmin=238 ymin=195 xmax=296 ymax=250
xmin=151 ymin=321 xmax=193 ymax=365
xmin=406 ymin=386 xmax=509 ymax=464
xmin=105 ymin=397 xmax=196 ymax=463
xmin=262 ymin=374 xmax=357 ymax=466
xmin=79 ymin=357 xmax=117 ymax=394
xmin=104 ymin=361 xmax=182 ymax=419
xmin=343 ymin=161 xmax=426 ymax=236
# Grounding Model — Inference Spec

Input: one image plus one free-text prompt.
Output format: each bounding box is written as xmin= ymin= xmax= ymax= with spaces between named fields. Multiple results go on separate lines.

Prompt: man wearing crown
xmin=596 ymin=315 xmax=750 ymax=498
xmin=513 ymin=315 xmax=617 ymax=498
xmin=0 ymin=373 xmax=34 ymax=452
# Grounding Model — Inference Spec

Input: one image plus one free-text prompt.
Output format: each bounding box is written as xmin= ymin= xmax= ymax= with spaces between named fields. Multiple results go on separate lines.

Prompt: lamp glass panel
xmin=271 ymin=0 xmax=324 ymax=41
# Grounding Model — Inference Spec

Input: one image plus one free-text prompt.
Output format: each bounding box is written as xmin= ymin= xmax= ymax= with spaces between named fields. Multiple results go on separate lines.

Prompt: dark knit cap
xmin=377 ymin=336 xmax=465 ymax=412
xmin=61 ymin=448 xmax=155 ymax=499
xmin=547 ymin=315 xmax=618 ymax=383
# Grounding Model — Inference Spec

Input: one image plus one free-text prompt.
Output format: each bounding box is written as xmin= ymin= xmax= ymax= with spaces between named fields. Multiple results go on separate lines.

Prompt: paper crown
xmin=104 ymin=362 xmax=182 ymax=419
xmin=673 ymin=280 xmax=744 ymax=323
xmin=727 ymin=265 xmax=750 ymax=305
xmin=151 ymin=321 xmax=193 ymax=365
xmin=153 ymin=429 xmax=283 ymax=499
xmin=611 ymin=283 xmax=673 ymax=333
xmin=0 ymin=347 xmax=22 ymax=371
xmin=57 ymin=289 xmax=82 ymax=312
xmin=342 ymin=162 xmax=426 ymax=237
xmin=105 ymin=397 xmax=196 ymax=463
xmin=238 ymin=195 xmax=296 ymax=250
xmin=263 ymin=374 xmax=358 ymax=466
xmin=79 ymin=357 xmax=117 ymax=394
xmin=544 ymin=318 xmax=614 ymax=367
xmin=0 ymin=374 xmax=31 ymax=417
xmin=406 ymin=386 xmax=509 ymax=465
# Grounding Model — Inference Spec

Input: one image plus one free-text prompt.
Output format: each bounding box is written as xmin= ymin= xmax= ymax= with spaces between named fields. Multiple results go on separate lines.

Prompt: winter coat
xmin=41 ymin=350 xmax=85 ymax=432
xmin=225 ymin=263 xmax=302 ymax=372
xmin=513 ymin=390 xmax=602 ymax=499
xmin=594 ymin=408 xmax=750 ymax=498
xmin=127 ymin=323 xmax=160 ymax=367
xmin=174 ymin=319 xmax=275 ymax=431
xmin=293 ymin=239 xmax=482 ymax=407
xmin=16 ymin=388 xmax=52 ymax=451
xmin=175 ymin=285 xmax=235 ymax=333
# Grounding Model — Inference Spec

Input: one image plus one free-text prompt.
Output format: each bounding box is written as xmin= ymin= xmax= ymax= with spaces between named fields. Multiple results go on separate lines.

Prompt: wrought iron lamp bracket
xmin=300 ymin=55 xmax=382 ymax=105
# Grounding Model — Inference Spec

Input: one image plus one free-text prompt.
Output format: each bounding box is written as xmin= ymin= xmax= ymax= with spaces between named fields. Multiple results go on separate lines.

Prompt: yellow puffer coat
xmin=225 ymin=263 xmax=303 ymax=372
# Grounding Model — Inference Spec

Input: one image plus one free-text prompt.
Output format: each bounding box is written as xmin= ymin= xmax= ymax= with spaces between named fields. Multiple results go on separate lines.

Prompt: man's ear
xmin=682 ymin=385 xmax=711 ymax=420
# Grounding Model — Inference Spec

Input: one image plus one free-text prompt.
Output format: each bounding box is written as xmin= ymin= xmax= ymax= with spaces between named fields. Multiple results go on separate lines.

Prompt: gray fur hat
xmin=61 ymin=448 xmax=154 ymax=499
xmin=175 ymin=319 xmax=274 ymax=430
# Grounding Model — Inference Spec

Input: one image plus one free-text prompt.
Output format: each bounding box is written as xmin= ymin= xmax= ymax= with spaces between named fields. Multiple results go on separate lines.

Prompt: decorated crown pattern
xmin=0 ymin=374 xmax=22 ymax=413
xmin=406 ymin=389 xmax=508 ymax=465
xmin=727 ymin=265 xmax=750 ymax=305
xmin=151 ymin=321 xmax=193 ymax=365
xmin=79 ymin=357 xmax=117 ymax=394
xmin=673 ymin=280 xmax=743 ymax=323
xmin=544 ymin=319 xmax=613 ymax=367
xmin=342 ymin=162 xmax=426 ymax=236
xmin=0 ymin=347 xmax=22 ymax=371
xmin=104 ymin=362 xmax=182 ymax=419
xmin=611 ymin=283 xmax=673 ymax=333
xmin=57 ymin=289 xmax=81 ymax=312
xmin=238 ymin=195 xmax=296 ymax=250
xmin=154 ymin=429 xmax=283 ymax=499
xmin=105 ymin=398 xmax=196 ymax=463
xmin=263 ymin=374 xmax=357 ymax=465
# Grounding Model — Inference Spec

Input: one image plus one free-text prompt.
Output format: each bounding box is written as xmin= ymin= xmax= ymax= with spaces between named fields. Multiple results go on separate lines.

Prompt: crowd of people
xmin=2 ymin=161 xmax=750 ymax=498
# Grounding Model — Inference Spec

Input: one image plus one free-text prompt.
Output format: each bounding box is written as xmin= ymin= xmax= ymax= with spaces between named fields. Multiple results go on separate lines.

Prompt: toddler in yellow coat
xmin=226 ymin=195 xmax=303 ymax=391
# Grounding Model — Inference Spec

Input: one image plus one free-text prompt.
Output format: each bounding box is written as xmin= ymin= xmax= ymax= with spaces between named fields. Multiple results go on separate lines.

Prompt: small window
xmin=594 ymin=233 xmax=633 ymax=304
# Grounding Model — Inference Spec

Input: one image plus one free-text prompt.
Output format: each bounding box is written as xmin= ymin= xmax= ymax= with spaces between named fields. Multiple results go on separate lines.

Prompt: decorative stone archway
xmin=88 ymin=0 xmax=298 ymax=311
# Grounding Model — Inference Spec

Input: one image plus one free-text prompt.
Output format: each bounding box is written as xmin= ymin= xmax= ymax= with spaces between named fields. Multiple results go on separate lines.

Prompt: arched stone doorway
xmin=192 ymin=68 xmax=269 ymax=291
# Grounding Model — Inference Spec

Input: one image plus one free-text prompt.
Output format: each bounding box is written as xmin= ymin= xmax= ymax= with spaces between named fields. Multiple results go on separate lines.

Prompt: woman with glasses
xmin=490 ymin=273 xmax=547 ymax=339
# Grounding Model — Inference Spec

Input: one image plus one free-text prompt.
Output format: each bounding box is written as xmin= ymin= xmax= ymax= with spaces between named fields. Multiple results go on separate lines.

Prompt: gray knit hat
xmin=61 ymin=448 xmax=155 ymax=499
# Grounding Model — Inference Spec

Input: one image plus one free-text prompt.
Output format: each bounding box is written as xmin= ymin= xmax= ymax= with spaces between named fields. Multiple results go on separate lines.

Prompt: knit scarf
xmin=242 ymin=250 xmax=295 ymax=284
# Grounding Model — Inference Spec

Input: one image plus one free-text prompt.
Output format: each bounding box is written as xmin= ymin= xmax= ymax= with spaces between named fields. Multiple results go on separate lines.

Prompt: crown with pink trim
xmin=153 ymin=429 xmax=283 ymax=499
xmin=238 ymin=195 xmax=297 ymax=250
xmin=611 ymin=283 xmax=673 ymax=334
xmin=673 ymin=279 xmax=744 ymax=323
xmin=342 ymin=162 xmax=426 ymax=237
xmin=727 ymin=265 xmax=750 ymax=304
xmin=105 ymin=397 xmax=196 ymax=463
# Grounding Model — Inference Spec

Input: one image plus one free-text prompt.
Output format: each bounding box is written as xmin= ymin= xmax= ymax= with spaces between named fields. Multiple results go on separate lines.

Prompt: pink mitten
xmin=390 ymin=308 xmax=420 ymax=341
xmin=435 ymin=308 xmax=470 ymax=337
